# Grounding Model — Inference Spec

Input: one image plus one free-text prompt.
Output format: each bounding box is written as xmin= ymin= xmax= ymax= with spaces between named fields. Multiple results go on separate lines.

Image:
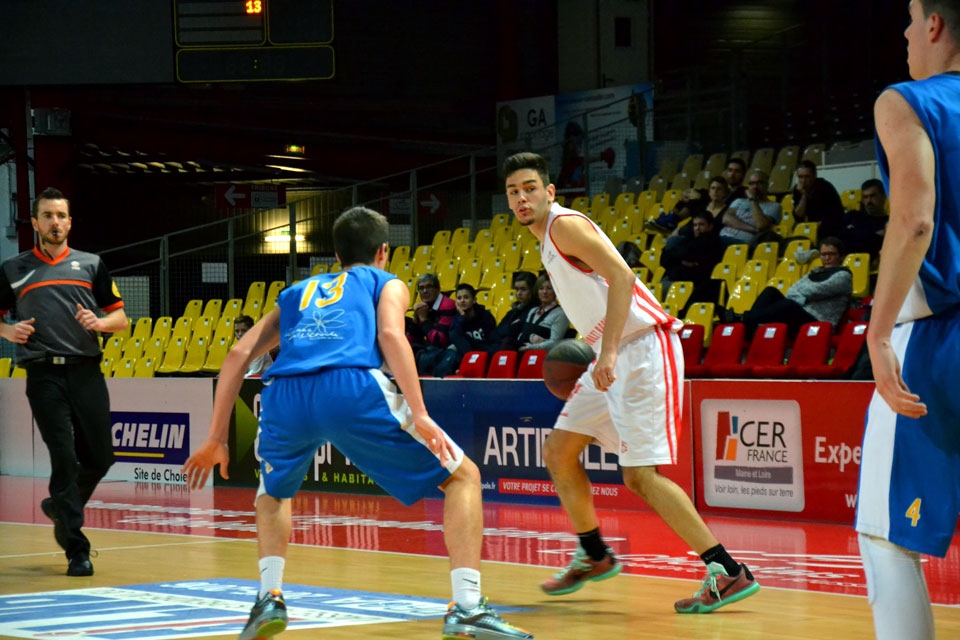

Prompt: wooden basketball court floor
xmin=1 ymin=475 xmax=958 ymax=639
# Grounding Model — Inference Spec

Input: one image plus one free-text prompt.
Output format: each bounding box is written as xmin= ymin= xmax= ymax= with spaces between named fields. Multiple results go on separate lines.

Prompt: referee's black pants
xmin=26 ymin=358 xmax=115 ymax=559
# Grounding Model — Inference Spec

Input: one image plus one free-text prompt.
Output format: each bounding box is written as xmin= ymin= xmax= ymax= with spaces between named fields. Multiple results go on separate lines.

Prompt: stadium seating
xmin=131 ymin=317 xmax=153 ymax=342
xmin=516 ymin=349 xmax=547 ymax=379
xmin=766 ymin=321 xmax=834 ymax=379
xmin=486 ymin=351 xmax=519 ymax=378
xmin=686 ymin=323 xmax=746 ymax=378
xmin=678 ymin=324 xmax=705 ymax=368
xmin=710 ymin=323 xmax=789 ymax=378
xmin=0 ymin=357 xmax=11 ymax=378
xmin=446 ymin=351 xmax=489 ymax=378
xmin=684 ymin=303 xmax=716 ymax=345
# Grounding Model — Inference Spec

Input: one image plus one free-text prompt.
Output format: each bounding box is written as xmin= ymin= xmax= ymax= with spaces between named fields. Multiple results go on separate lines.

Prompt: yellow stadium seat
xmin=201 ymin=336 xmax=232 ymax=374
xmin=570 ymin=196 xmax=589 ymax=214
xmin=710 ymin=261 xmax=741 ymax=307
xmin=435 ymin=258 xmax=460 ymax=292
xmin=241 ymin=281 xmax=266 ymax=321
xmin=134 ymin=356 xmax=157 ymax=378
xmin=726 ymin=274 xmax=763 ymax=316
xmin=121 ymin=337 xmax=145 ymax=361
xmin=221 ymin=299 xmax=243 ymax=320
xmin=450 ymin=227 xmax=471 ymax=248
xmin=130 ymin=316 xmax=153 ymax=342
xmin=773 ymin=258 xmax=802 ymax=289
xmin=178 ymin=336 xmax=209 ymax=374
xmin=0 ymin=357 xmax=11 ymax=378
xmin=660 ymin=189 xmax=682 ymax=215
xmin=458 ymin=260 xmax=483 ymax=289
xmin=155 ymin=340 xmax=183 ymax=373
xmin=793 ymin=222 xmax=819 ymax=243
xmin=840 ymin=189 xmax=862 ymax=212
xmin=212 ymin=315 xmax=236 ymax=345
xmin=721 ymin=243 xmax=750 ymax=272
xmin=743 ymin=258 xmax=771 ymax=283
xmin=171 ymin=316 xmax=193 ymax=341
xmin=201 ymin=298 xmax=222 ymax=323
xmin=453 ymin=242 xmax=477 ymax=262
xmin=433 ymin=244 xmax=456 ymax=261
xmin=182 ymin=299 xmax=203 ymax=320
xmin=310 ymin=263 xmax=329 ymax=276
xmin=639 ymin=247 xmax=661 ymax=272
xmin=431 ymin=229 xmax=451 ymax=247
xmin=389 ymin=245 xmax=411 ymax=271
xmin=490 ymin=213 xmax=511 ymax=230
xmin=612 ymin=192 xmax=635 ymax=217
xmin=141 ymin=336 xmax=167 ymax=365
xmin=264 ymin=280 xmax=285 ymax=310
xmin=664 ymin=281 xmax=694 ymax=311
xmin=192 ymin=315 xmax=215 ymax=343
xmin=100 ymin=356 xmax=113 ymax=378
xmin=102 ymin=336 xmax=124 ymax=363
xmin=113 ymin=357 xmax=137 ymax=378
xmin=684 ymin=302 xmax=716 ymax=346
xmin=843 ymin=252 xmax=872 ymax=298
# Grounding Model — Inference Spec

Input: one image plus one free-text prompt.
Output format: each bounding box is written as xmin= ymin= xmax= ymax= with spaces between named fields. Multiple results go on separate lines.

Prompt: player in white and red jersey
xmin=504 ymin=152 xmax=759 ymax=613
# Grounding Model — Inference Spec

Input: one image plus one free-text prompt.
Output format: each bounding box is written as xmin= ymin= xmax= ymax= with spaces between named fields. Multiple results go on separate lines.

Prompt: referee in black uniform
xmin=0 ymin=187 xmax=128 ymax=576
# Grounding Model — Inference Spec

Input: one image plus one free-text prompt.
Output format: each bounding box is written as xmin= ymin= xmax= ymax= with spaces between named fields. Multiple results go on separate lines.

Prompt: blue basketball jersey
xmin=263 ymin=266 xmax=395 ymax=380
xmin=877 ymin=73 xmax=960 ymax=322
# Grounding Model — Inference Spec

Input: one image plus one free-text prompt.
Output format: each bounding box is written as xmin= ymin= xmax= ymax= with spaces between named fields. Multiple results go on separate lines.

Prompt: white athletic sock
xmin=858 ymin=533 xmax=934 ymax=640
xmin=451 ymin=567 xmax=482 ymax=609
xmin=258 ymin=556 xmax=285 ymax=599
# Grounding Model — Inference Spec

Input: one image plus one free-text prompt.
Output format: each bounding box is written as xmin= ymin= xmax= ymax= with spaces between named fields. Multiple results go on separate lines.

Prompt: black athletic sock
xmin=577 ymin=528 xmax=608 ymax=561
xmin=700 ymin=544 xmax=741 ymax=577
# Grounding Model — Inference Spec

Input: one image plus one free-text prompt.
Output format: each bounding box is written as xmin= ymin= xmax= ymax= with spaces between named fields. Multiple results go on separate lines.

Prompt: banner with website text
xmin=690 ymin=380 xmax=874 ymax=524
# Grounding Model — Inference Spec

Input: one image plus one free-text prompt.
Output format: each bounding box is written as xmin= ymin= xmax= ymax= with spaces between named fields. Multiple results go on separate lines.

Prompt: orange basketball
xmin=542 ymin=339 xmax=594 ymax=400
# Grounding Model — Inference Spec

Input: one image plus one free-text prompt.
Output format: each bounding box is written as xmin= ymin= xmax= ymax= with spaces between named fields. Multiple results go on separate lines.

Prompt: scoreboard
xmin=174 ymin=0 xmax=334 ymax=82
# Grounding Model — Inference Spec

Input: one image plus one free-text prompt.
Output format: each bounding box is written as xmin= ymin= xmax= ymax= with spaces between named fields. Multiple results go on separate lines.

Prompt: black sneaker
xmin=239 ymin=590 xmax=287 ymax=640
xmin=41 ymin=498 xmax=68 ymax=551
xmin=67 ymin=552 xmax=94 ymax=577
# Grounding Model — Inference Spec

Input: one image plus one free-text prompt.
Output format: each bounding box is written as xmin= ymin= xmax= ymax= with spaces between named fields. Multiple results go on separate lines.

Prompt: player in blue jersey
xmin=854 ymin=2 xmax=960 ymax=639
xmin=183 ymin=207 xmax=532 ymax=640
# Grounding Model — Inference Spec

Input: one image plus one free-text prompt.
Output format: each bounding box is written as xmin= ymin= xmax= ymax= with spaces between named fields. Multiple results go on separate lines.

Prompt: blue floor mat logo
xmin=0 ymin=578 xmax=526 ymax=639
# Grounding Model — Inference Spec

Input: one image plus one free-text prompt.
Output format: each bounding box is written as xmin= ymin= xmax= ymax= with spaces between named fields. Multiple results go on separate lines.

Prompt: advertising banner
xmin=691 ymin=380 xmax=874 ymax=524
xmin=101 ymin=379 xmax=214 ymax=485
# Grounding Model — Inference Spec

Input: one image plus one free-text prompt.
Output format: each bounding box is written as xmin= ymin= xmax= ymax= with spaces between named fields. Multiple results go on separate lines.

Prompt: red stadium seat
xmin=516 ymin=349 xmax=547 ymax=379
xmin=445 ymin=351 xmax=489 ymax=378
xmin=486 ymin=350 xmax=519 ymax=379
xmin=775 ymin=321 xmax=834 ymax=379
xmin=687 ymin=323 xmax=745 ymax=378
xmin=810 ymin=321 xmax=869 ymax=379
xmin=678 ymin=324 xmax=705 ymax=369
xmin=711 ymin=323 xmax=788 ymax=378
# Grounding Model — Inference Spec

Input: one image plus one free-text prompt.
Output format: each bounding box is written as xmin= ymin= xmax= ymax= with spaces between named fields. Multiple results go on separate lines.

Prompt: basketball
xmin=542 ymin=339 xmax=595 ymax=400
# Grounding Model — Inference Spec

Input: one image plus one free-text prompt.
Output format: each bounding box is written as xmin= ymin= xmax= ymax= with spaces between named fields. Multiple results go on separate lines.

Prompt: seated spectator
xmin=743 ymin=237 xmax=853 ymax=338
xmin=234 ymin=314 xmax=272 ymax=377
xmin=406 ymin=272 xmax=457 ymax=374
xmin=659 ymin=210 xmax=725 ymax=310
xmin=517 ymin=274 xmax=570 ymax=352
xmin=837 ymin=178 xmax=888 ymax=261
xmin=792 ymin=159 xmax=845 ymax=239
xmin=494 ymin=270 xmax=538 ymax=350
xmin=432 ymin=283 xmax=499 ymax=377
xmin=719 ymin=170 xmax=782 ymax=247
xmin=645 ymin=176 xmax=732 ymax=236
xmin=723 ymin=157 xmax=748 ymax=205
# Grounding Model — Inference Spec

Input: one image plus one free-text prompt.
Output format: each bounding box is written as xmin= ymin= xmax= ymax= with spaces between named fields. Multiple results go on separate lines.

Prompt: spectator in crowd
xmin=433 ymin=283 xmax=498 ymax=377
xmin=406 ymin=272 xmax=457 ymax=374
xmin=743 ymin=237 xmax=852 ymax=338
xmin=724 ymin=158 xmax=748 ymax=204
xmin=838 ymin=178 xmax=888 ymax=261
xmin=517 ymin=274 xmax=570 ymax=352
xmin=792 ymin=159 xmax=845 ymax=239
xmin=646 ymin=177 xmax=731 ymax=237
xmin=495 ymin=271 xmax=538 ymax=350
xmin=719 ymin=170 xmax=782 ymax=247
xmin=234 ymin=315 xmax=272 ymax=377
xmin=659 ymin=210 xmax=726 ymax=310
